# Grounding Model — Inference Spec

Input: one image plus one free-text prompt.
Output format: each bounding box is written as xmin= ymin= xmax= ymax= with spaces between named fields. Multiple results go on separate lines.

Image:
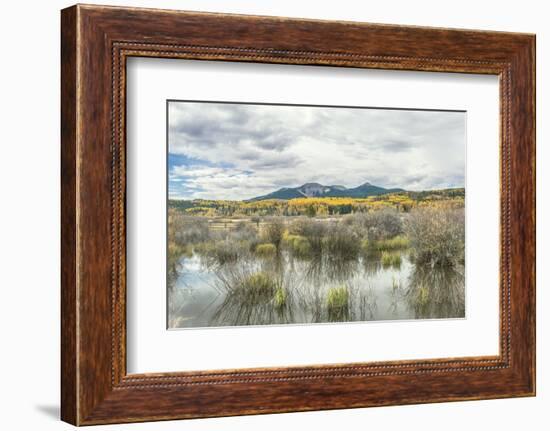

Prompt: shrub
xmin=365 ymin=209 xmax=403 ymax=240
xmin=229 ymin=222 xmax=260 ymax=252
xmin=231 ymin=221 xmax=258 ymax=242
xmin=203 ymin=240 xmax=248 ymax=265
xmin=170 ymin=214 xmax=210 ymax=246
xmin=288 ymin=218 xmax=326 ymax=255
xmin=283 ymin=232 xmax=300 ymax=244
xmin=212 ymin=242 xmax=239 ymax=264
xmin=250 ymin=216 xmax=261 ymax=228
xmin=324 ymin=223 xmax=360 ymax=260
xmin=340 ymin=213 xmax=365 ymax=239
xmin=404 ymin=207 xmax=465 ymax=266
xmin=255 ymin=243 xmax=277 ymax=257
xmin=342 ymin=209 xmax=403 ymax=241
xmin=262 ymin=218 xmax=285 ymax=250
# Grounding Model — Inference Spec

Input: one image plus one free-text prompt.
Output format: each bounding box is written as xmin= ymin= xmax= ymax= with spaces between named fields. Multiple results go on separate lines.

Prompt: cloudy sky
xmin=168 ymin=101 xmax=465 ymax=201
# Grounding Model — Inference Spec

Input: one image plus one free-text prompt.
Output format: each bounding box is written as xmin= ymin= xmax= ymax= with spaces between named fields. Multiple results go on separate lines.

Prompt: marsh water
xmin=168 ymin=249 xmax=465 ymax=329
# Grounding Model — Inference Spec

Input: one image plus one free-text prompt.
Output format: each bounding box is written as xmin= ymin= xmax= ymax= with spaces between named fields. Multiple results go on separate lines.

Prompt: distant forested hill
xmin=168 ymin=187 xmax=465 ymax=217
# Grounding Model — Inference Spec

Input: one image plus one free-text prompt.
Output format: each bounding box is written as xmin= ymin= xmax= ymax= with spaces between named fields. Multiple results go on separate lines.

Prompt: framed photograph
xmin=61 ymin=4 xmax=535 ymax=425
xmin=165 ymin=100 xmax=467 ymax=330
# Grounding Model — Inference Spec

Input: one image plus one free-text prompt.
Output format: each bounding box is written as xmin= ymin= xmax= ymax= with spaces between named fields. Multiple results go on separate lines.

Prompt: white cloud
xmin=168 ymin=102 xmax=465 ymax=200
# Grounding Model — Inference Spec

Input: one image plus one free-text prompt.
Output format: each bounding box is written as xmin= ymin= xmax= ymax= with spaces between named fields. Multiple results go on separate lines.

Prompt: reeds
xmin=326 ymin=285 xmax=350 ymax=321
xmin=381 ymin=251 xmax=402 ymax=267
xmin=373 ymin=235 xmax=410 ymax=251
xmin=274 ymin=287 xmax=288 ymax=309
xmin=240 ymin=272 xmax=277 ymax=296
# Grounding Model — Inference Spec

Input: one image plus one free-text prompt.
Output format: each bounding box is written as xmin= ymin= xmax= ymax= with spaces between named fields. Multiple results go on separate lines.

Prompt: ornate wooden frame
xmin=61 ymin=4 xmax=536 ymax=425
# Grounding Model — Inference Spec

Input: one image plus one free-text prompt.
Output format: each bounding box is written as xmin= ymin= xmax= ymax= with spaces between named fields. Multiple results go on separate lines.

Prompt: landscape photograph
xmin=167 ymin=100 xmax=466 ymax=329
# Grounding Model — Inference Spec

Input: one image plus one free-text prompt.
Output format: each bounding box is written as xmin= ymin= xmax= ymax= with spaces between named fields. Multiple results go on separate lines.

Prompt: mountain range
xmin=248 ymin=182 xmax=404 ymax=201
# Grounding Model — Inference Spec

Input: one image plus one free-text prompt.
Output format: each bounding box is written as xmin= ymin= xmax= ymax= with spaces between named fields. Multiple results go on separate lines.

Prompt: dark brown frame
xmin=61 ymin=4 xmax=536 ymax=426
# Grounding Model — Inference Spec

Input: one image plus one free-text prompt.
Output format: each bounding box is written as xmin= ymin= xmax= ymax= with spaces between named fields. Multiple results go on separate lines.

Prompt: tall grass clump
xmin=255 ymin=243 xmax=277 ymax=258
xmin=415 ymin=283 xmax=430 ymax=306
xmin=169 ymin=212 xmax=210 ymax=246
xmin=326 ymin=286 xmax=350 ymax=321
xmin=284 ymin=234 xmax=312 ymax=258
xmin=288 ymin=218 xmax=325 ymax=255
xmin=373 ymin=235 xmax=410 ymax=251
xmin=273 ymin=287 xmax=288 ymax=309
xmin=404 ymin=207 xmax=465 ymax=266
xmin=381 ymin=251 xmax=402 ymax=267
xmin=237 ymin=272 xmax=277 ymax=299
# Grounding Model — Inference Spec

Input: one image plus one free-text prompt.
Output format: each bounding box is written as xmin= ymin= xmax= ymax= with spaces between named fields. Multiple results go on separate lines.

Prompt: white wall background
xmin=0 ymin=1 xmax=546 ymax=429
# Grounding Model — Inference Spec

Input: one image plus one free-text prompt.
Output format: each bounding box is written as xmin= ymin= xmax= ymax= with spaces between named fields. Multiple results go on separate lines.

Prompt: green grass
xmin=326 ymin=286 xmax=349 ymax=309
xmin=255 ymin=243 xmax=277 ymax=257
xmin=381 ymin=251 xmax=402 ymax=267
xmin=288 ymin=219 xmax=325 ymax=255
xmin=239 ymin=272 xmax=277 ymax=297
xmin=274 ymin=287 xmax=288 ymax=309
xmin=416 ymin=283 xmax=430 ymax=306
xmin=326 ymin=286 xmax=350 ymax=321
xmin=373 ymin=235 xmax=410 ymax=251
xmin=284 ymin=234 xmax=312 ymax=257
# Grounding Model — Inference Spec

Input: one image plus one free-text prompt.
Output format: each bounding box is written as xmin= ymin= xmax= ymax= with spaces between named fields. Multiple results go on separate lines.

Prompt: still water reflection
xmin=168 ymin=250 xmax=465 ymax=328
